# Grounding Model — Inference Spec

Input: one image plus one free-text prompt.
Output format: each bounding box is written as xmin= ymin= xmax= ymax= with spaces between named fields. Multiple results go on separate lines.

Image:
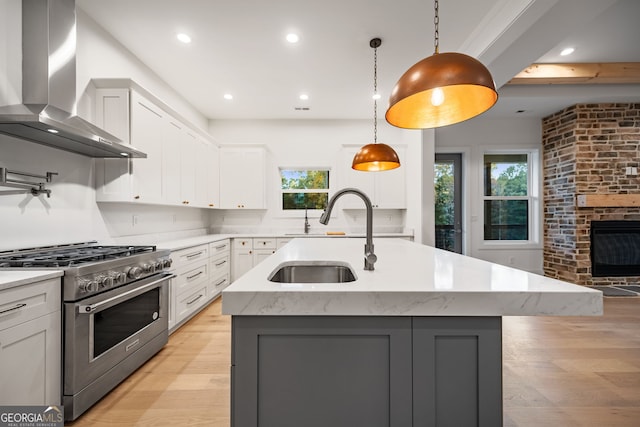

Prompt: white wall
xmin=435 ymin=117 xmax=543 ymax=273
xmin=208 ymin=119 xmax=426 ymax=241
xmin=0 ymin=9 xmax=212 ymax=251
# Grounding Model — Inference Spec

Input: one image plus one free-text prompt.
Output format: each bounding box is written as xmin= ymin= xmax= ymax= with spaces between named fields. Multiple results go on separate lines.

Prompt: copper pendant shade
xmin=385 ymin=1 xmax=498 ymax=129
xmin=352 ymin=143 xmax=400 ymax=171
xmin=352 ymin=38 xmax=401 ymax=172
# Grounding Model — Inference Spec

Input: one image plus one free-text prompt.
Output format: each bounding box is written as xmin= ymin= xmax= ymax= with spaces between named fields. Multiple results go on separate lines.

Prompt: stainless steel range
xmin=0 ymin=242 xmax=173 ymax=421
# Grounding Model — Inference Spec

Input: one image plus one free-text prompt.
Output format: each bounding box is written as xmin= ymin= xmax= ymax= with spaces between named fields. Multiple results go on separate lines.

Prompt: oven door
xmin=64 ymin=272 xmax=171 ymax=394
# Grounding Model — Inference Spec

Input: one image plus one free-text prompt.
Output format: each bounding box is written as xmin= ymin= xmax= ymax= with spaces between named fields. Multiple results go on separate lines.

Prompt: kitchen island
xmin=222 ymin=238 xmax=602 ymax=427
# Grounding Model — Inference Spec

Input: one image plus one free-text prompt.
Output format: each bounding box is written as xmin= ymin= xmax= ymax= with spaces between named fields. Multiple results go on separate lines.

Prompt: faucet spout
xmin=319 ymin=188 xmax=376 ymax=270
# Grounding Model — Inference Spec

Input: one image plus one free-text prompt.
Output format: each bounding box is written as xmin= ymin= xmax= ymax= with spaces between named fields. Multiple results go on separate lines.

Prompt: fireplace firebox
xmin=591 ymin=220 xmax=640 ymax=277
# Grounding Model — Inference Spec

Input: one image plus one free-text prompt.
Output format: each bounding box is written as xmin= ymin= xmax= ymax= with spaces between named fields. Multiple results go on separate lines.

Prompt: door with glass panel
xmin=434 ymin=153 xmax=463 ymax=253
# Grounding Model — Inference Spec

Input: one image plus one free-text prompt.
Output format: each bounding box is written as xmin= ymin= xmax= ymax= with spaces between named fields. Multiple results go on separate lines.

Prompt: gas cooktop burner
xmin=0 ymin=242 xmax=156 ymax=268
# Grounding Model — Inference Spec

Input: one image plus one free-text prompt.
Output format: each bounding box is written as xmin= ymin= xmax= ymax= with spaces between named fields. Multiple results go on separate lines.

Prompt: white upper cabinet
xmin=93 ymin=82 xmax=220 ymax=208
xmin=219 ymin=146 xmax=266 ymax=209
xmin=340 ymin=146 xmax=406 ymax=209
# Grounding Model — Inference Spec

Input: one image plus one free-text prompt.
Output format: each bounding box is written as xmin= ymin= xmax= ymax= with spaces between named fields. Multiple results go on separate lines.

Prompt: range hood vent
xmin=0 ymin=0 xmax=146 ymax=158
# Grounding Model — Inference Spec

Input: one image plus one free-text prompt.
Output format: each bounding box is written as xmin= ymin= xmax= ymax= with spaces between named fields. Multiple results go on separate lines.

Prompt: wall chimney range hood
xmin=0 ymin=0 xmax=146 ymax=158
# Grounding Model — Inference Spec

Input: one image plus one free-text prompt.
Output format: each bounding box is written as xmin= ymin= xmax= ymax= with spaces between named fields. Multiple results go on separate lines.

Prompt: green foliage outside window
xmin=434 ymin=162 xmax=456 ymax=251
xmin=281 ymin=169 xmax=329 ymax=210
xmin=483 ymin=154 xmax=529 ymax=241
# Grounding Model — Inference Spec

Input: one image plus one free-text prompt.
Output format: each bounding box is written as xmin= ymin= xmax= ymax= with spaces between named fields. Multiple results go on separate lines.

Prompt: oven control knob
xmin=142 ymin=263 xmax=155 ymax=274
xmin=127 ymin=266 xmax=143 ymax=280
xmin=154 ymin=261 xmax=163 ymax=271
xmin=80 ymin=281 xmax=98 ymax=293
xmin=163 ymin=259 xmax=173 ymax=269
xmin=100 ymin=276 xmax=114 ymax=288
xmin=115 ymin=272 xmax=127 ymax=284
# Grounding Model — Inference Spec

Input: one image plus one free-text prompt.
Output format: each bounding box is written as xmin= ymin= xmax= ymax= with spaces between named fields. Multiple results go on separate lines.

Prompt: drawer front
xmin=210 ymin=254 xmax=230 ymax=279
xmin=234 ymin=239 xmax=253 ymax=250
xmin=174 ymin=262 xmax=209 ymax=295
xmin=175 ymin=285 xmax=208 ymax=322
xmin=0 ymin=278 xmax=61 ymax=332
xmin=209 ymin=274 xmax=230 ymax=298
xmin=253 ymin=238 xmax=276 ymax=249
xmin=172 ymin=244 xmax=209 ymax=269
xmin=209 ymin=239 xmax=231 ymax=256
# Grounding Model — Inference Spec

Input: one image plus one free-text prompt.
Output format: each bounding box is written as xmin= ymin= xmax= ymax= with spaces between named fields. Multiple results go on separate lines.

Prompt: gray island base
xmin=223 ymin=239 xmax=603 ymax=427
xmin=232 ymin=315 xmax=501 ymax=427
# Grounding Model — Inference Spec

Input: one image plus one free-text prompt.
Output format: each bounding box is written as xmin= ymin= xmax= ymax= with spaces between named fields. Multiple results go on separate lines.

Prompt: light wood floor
xmin=68 ymin=297 xmax=640 ymax=426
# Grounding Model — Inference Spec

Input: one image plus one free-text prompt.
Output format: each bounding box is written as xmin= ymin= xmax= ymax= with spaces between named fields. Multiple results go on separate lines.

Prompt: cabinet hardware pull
xmin=214 ymin=278 xmax=227 ymax=287
xmin=186 ymin=251 xmax=204 ymax=259
xmin=186 ymin=271 xmax=203 ymax=280
xmin=215 ymin=244 xmax=227 ymax=250
xmin=186 ymin=294 xmax=204 ymax=305
xmin=215 ymin=260 xmax=227 ymax=267
xmin=0 ymin=303 xmax=27 ymax=315
xmin=134 ymin=195 xmax=140 ymax=199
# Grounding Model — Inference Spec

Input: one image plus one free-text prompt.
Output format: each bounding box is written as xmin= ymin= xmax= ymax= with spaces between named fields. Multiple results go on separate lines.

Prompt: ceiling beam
xmin=508 ymin=62 xmax=640 ymax=85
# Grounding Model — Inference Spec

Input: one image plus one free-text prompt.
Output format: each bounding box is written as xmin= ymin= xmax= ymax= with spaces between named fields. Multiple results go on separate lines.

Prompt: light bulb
xmin=431 ymin=87 xmax=444 ymax=106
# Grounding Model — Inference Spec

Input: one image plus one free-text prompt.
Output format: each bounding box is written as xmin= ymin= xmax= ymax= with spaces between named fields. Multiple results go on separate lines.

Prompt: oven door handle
xmin=77 ymin=273 xmax=175 ymax=314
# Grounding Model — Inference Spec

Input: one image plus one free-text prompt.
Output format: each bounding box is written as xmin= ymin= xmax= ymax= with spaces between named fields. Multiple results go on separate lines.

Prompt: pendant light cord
xmin=373 ymin=43 xmax=378 ymax=144
xmin=434 ymin=0 xmax=439 ymax=54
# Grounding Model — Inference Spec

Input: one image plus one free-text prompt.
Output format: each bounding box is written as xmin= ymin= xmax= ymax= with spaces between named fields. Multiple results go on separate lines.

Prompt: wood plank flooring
xmin=68 ymin=297 xmax=640 ymax=426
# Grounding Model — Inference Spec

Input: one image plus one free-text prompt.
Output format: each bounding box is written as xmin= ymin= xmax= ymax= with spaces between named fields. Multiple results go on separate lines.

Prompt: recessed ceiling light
xmin=560 ymin=47 xmax=575 ymax=56
xmin=223 ymin=94 xmax=233 ymax=100
xmin=176 ymin=33 xmax=191 ymax=44
xmin=286 ymin=33 xmax=300 ymax=44
xmin=299 ymin=94 xmax=309 ymax=100
xmin=120 ymin=152 xmax=129 ymax=157
xmin=47 ymin=129 xmax=59 ymax=134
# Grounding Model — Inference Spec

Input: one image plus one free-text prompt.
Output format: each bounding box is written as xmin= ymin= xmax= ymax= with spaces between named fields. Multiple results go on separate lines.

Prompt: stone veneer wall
xmin=543 ymin=103 xmax=640 ymax=286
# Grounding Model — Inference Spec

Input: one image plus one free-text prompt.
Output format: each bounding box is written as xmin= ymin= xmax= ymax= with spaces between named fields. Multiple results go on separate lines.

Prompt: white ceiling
xmin=77 ymin=0 xmax=640 ymax=121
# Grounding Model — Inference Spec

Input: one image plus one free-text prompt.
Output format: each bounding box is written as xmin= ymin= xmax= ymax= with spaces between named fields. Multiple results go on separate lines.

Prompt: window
xmin=280 ymin=169 xmax=330 ymax=210
xmin=483 ymin=153 xmax=530 ymax=241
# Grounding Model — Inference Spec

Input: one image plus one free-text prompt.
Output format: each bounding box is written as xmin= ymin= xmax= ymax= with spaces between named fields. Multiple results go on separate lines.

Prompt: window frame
xmin=480 ymin=149 xmax=540 ymax=248
xmin=278 ymin=167 xmax=332 ymax=218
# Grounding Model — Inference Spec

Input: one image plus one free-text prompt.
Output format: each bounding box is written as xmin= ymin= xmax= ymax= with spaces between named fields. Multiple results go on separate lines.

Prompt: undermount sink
xmin=268 ymin=261 xmax=357 ymax=283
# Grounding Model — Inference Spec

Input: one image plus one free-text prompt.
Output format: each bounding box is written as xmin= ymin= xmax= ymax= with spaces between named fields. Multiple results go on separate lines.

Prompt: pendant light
xmin=385 ymin=0 xmax=498 ymax=129
xmin=352 ymin=38 xmax=401 ymax=172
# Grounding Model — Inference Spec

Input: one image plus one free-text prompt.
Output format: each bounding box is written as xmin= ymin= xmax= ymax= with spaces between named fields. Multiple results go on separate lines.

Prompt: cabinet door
xmin=232 ymin=249 xmax=254 ymax=282
xmin=162 ymin=119 xmax=183 ymax=205
xmin=375 ymin=146 xmax=406 ymax=209
xmin=253 ymin=248 xmax=276 ymax=266
xmin=205 ymin=143 xmax=221 ymax=208
xmin=94 ymin=88 xmax=132 ymax=201
xmin=412 ymin=317 xmax=502 ymax=427
xmin=180 ymin=132 xmax=198 ymax=206
xmin=341 ymin=147 xmax=376 ymax=208
xmin=194 ymin=138 xmax=216 ymax=208
xmin=130 ymin=92 xmax=164 ymax=203
xmin=0 ymin=311 xmax=61 ymax=405
xmin=232 ymin=316 xmax=412 ymax=427
xmin=220 ymin=147 xmax=266 ymax=209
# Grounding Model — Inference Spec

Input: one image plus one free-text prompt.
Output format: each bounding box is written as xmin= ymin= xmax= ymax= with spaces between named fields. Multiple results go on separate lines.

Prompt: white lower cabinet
xmin=168 ymin=244 xmax=209 ymax=332
xmin=209 ymin=239 xmax=231 ymax=299
xmin=168 ymin=240 xmax=231 ymax=334
xmin=232 ymin=238 xmax=277 ymax=282
xmin=0 ymin=277 xmax=62 ymax=405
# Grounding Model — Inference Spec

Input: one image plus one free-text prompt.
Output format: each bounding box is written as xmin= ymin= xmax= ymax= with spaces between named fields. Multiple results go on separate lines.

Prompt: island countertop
xmin=221 ymin=238 xmax=603 ymax=316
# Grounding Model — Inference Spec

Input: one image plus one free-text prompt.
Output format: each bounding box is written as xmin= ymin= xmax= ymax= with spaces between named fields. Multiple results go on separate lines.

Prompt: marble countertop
xmin=0 ymin=270 xmax=64 ymax=291
xmin=222 ymin=238 xmax=603 ymax=317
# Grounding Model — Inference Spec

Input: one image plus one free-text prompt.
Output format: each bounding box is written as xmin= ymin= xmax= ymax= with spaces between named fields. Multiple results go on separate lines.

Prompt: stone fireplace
xmin=543 ymin=103 xmax=640 ymax=286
